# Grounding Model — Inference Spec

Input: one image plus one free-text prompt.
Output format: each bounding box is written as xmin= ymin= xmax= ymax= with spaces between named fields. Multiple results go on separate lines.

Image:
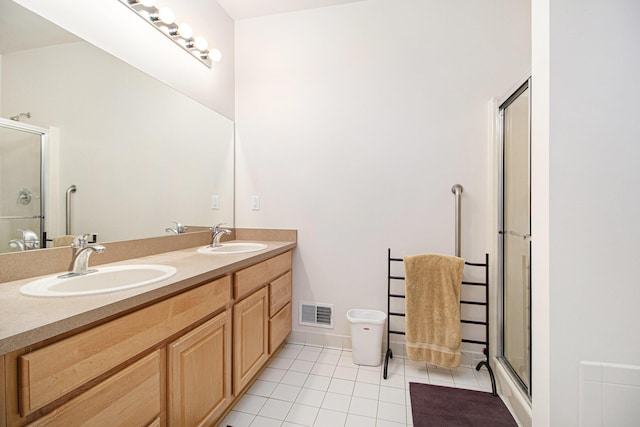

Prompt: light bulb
xmin=194 ymin=36 xmax=208 ymax=51
xmin=209 ymin=49 xmax=222 ymax=63
xmin=140 ymin=0 xmax=155 ymax=7
xmin=158 ymin=7 xmax=175 ymax=24
xmin=177 ymin=23 xmax=193 ymax=39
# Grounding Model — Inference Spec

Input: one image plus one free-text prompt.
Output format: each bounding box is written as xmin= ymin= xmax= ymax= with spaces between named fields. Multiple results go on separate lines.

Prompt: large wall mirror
xmin=0 ymin=0 xmax=234 ymax=253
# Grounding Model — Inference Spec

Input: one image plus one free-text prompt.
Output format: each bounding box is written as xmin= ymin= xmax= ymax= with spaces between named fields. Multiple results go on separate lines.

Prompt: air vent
xmin=299 ymin=302 xmax=334 ymax=328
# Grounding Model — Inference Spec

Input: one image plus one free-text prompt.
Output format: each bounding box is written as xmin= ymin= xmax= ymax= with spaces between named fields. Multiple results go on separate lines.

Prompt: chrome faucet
xmin=8 ymin=239 xmax=26 ymax=251
xmin=209 ymin=223 xmax=231 ymax=248
xmin=165 ymin=221 xmax=187 ymax=234
xmin=59 ymin=234 xmax=106 ymax=278
xmin=21 ymin=229 xmax=40 ymax=249
xmin=8 ymin=229 xmax=39 ymax=251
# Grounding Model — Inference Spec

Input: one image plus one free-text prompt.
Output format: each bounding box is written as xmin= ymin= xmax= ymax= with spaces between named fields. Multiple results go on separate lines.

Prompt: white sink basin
xmin=19 ymin=264 xmax=177 ymax=297
xmin=197 ymin=242 xmax=268 ymax=255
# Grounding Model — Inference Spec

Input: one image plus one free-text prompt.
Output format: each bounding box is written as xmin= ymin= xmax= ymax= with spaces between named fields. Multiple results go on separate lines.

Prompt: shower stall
xmin=0 ymin=117 xmax=47 ymax=253
xmin=498 ymin=79 xmax=531 ymax=399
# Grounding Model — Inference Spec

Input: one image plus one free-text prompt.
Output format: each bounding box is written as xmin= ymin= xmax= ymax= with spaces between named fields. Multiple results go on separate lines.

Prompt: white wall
xmin=535 ymin=0 xmax=640 ymax=425
xmin=13 ymin=0 xmax=235 ymax=119
xmin=530 ymin=0 xmax=550 ymax=424
xmin=236 ymin=0 xmax=530 ymax=344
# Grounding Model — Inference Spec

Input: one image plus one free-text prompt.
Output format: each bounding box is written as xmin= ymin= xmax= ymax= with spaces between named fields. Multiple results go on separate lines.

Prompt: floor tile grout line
xmin=225 ymin=343 xmax=495 ymax=426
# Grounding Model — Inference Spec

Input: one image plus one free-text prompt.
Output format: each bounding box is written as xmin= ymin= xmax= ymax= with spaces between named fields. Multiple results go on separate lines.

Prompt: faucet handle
xmin=212 ymin=223 xmax=228 ymax=233
xmin=17 ymin=229 xmax=40 ymax=249
xmin=18 ymin=228 xmax=35 ymax=239
xmin=172 ymin=221 xmax=187 ymax=233
xmin=71 ymin=233 xmax=91 ymax=249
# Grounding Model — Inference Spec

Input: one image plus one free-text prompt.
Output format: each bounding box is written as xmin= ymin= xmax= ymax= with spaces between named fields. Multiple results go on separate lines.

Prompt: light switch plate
xmin=251 ymin=196 xmax=260 ymax=210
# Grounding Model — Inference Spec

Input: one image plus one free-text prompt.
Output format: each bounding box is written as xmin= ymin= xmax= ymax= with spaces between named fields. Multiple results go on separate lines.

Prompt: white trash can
xmin=346 ymin=309 xmax=387 ymax=366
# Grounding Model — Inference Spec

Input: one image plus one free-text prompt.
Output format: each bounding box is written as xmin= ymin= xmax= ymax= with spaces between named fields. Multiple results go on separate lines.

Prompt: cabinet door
xmin=233 ymin=287 xmax=269 ymax=394
xmin=27 ymin=350 xmax=162 ymax=427
xmin=168 ymin=309 xmax=233 ymax=427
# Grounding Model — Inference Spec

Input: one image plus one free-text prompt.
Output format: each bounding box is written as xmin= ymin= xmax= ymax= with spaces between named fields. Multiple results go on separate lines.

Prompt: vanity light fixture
xmin=119 ymin=0 xmax=222 ymax=68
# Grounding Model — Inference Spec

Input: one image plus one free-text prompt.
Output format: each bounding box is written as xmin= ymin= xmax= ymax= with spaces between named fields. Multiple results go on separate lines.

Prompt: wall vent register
xmin=299 ymin=302 xmax=334 ymax=328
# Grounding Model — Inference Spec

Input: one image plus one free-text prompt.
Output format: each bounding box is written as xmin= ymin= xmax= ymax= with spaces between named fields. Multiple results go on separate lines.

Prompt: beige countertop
xmin=0 ymin=240 xmax=295 ymax=356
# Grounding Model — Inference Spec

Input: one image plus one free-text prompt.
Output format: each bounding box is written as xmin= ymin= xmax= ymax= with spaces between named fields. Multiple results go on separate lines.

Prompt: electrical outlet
xmin=251 ymin=196 xmax=260 ymax=211
xmin=211 ymin=195 xmax=219 ymax=209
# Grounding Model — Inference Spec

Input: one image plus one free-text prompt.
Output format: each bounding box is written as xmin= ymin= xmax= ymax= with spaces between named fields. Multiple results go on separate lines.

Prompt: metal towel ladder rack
xmin=382 ymin=184 xmax=497 ymax=396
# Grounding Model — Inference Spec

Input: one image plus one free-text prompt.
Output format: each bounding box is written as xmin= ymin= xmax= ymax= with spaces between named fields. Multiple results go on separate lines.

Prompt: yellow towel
xmin=403 ymin=253 xmax=465 ymax=368
xmin=53 ymin=235 xmax=75 ymax=247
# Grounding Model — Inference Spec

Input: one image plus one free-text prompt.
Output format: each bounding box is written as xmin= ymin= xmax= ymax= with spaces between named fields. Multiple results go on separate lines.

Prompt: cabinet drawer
xmin=269 ymin=272 xmax=292 ymax=317
xmin=269 ymin=302 xmax=292 ymax=354
xmin=234 ymin=251 xmax=292 ymax=299
xmin=19 ymin=276 xmax=231 ymax=416
xmin=28 ymin=350 xmax=162 ymax=426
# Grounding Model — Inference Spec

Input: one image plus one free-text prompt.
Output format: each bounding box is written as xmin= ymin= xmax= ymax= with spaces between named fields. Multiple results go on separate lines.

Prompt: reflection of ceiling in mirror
xmin=0 ymin=0 xmax=79 ymax=54
xmin=217 ymin=0 xmax=367 ymax=20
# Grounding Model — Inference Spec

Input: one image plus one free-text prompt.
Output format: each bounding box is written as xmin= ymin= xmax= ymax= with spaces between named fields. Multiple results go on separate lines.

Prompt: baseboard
xmin=287 ymin=329 xmax=488 ymax=368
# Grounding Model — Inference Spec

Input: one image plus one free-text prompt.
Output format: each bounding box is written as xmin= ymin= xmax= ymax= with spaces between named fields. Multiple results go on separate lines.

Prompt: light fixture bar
xmin=118 ymin=0 xmax=221 ymax=68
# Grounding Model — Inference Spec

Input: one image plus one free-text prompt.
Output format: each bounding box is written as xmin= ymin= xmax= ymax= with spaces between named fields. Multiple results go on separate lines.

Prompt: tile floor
xmin=220 ymin=343 xmax=494 ymax=427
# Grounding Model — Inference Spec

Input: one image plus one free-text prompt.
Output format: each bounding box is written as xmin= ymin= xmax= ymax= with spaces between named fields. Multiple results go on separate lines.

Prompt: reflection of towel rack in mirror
xmin=65 ymin=185 xmax=77 ymax=235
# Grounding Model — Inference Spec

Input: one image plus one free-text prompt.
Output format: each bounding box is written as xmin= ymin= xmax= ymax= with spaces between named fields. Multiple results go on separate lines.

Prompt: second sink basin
xmin=19 ymin=264 xmax=177 ymax=297
xmin=197 ymin=242 xmax=268 ymax=255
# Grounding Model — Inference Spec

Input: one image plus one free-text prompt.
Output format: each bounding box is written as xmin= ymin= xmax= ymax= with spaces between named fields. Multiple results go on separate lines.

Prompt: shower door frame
xmin=0 ymin=117 xmax=48 ymax=249
xmin=496 ymin=78 xmax=532 ymax=400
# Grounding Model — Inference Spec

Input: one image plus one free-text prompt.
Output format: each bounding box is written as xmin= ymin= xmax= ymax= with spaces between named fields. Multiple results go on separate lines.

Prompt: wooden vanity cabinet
xmin=168 ymin=308 xmax=232 ymax=426
xmin=1 ymin=355 xmax=6 ymax=426
xmin=5 ymin=275 xmax=232 ymax=427
xmin=2 ymin=248 xmax=295 ymax=427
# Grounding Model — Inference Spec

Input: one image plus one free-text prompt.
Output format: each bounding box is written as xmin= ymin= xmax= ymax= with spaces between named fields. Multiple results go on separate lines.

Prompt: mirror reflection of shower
xmin=9 ymin=112 xmax=30 ymax=121
xmin=0 ymin=117 xmax=47 ymax=253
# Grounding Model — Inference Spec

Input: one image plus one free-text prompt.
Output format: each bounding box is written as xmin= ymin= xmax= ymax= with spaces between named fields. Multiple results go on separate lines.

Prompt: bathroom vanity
xmin=0 ymin=229 xmax=296 ymax=426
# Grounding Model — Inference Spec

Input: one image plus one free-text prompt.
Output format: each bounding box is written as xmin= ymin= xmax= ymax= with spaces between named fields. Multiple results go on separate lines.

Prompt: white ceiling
xmin=0 ymin=0 xmax=79 ymax=54
xmin=216 ymin=0 xmax=367 ymax=20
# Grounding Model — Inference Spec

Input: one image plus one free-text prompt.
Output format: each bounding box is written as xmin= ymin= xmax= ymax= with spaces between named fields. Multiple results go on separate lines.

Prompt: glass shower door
xmin=499 ymin=80 xmax=531 ymax=396
xmin=0 ymin=120 xmax=46 ymax=253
